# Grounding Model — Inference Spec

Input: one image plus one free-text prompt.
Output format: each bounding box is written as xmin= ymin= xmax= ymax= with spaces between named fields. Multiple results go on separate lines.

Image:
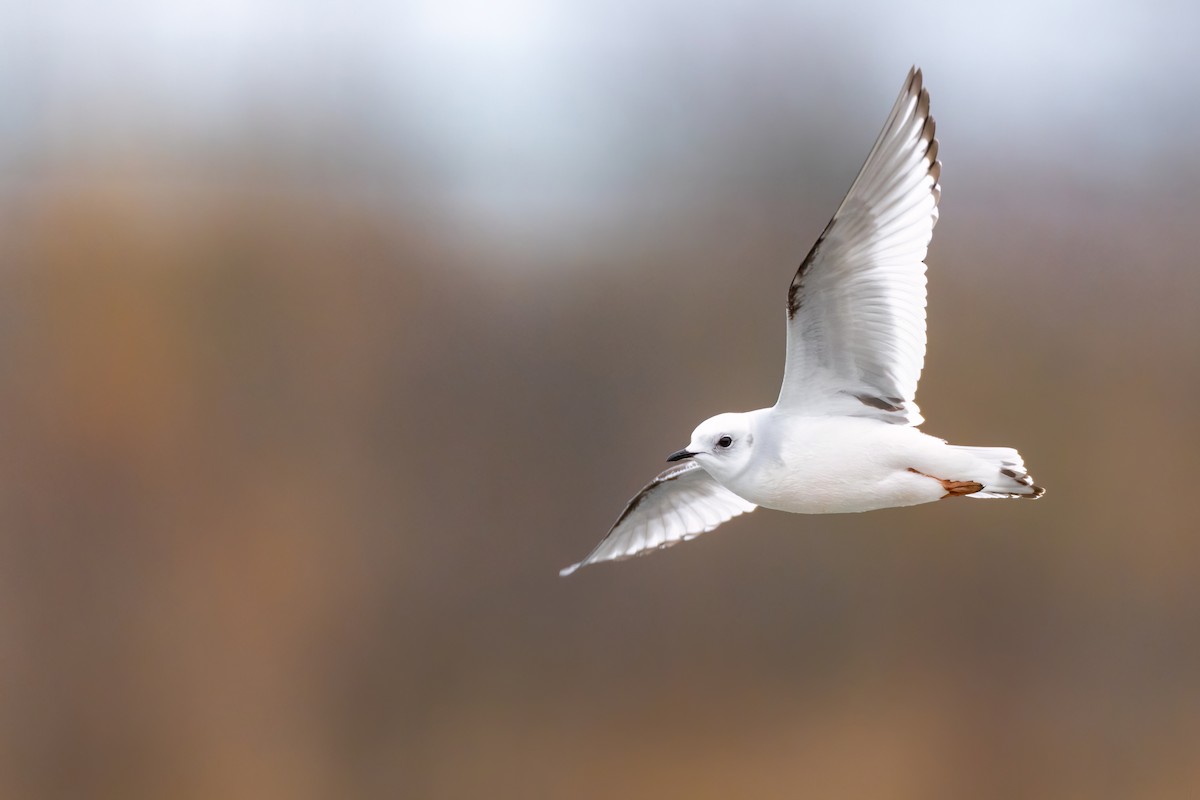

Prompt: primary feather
xmin=777 ymin=67 xmax=940 ymax=426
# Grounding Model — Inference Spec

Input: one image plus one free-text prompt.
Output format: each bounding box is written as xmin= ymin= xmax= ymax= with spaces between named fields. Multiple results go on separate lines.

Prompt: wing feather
xmin=559 ymin=461 xmax=756 ymax=576
xmin=778 ymin=68 xmax=942 ymax=426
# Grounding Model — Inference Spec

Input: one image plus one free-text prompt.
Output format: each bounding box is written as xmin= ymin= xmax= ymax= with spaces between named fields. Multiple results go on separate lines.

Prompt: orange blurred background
xmin=2 ymin=3 xmax=1199 ymax=798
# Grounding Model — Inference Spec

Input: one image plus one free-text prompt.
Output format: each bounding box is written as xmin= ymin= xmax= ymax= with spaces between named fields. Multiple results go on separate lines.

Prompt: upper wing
xmin=777 ymin=67 xmax=942 ymax=426
xmin=559 ymin=461 xmax=756 ymax=576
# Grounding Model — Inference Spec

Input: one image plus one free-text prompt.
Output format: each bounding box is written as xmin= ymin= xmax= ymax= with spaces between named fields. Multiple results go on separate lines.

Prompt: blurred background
xmin=2 ymin=1 xmax=1199 ymax=798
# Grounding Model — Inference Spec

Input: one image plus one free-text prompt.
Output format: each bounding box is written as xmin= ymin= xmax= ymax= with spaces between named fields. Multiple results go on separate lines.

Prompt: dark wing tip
xmin=908 ymin=66 xmax=923 ymax=94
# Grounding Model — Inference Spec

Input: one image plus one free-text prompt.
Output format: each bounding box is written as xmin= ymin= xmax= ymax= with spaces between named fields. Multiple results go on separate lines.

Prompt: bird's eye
xmin=717 ymin=436 xmax=733 ymax=448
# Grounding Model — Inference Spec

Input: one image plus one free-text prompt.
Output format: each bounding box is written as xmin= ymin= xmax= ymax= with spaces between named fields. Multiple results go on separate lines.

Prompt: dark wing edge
xmin=788 ymin=67 xmax=940 ymax=320
xmin=559 ymin=461 xmax=757 ymax=577
xmin=778 ymin=66 xmax=942 ymax=425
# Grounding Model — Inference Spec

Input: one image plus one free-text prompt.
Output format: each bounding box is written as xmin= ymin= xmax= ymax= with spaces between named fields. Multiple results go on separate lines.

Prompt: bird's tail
xmin=949 ymin=445 xmax=1045 ymax=499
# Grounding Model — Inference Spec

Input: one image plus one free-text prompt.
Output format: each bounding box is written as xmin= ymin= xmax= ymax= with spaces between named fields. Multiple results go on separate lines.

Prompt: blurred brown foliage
xmin=1 ymin=155 xmax=1198 ymax=799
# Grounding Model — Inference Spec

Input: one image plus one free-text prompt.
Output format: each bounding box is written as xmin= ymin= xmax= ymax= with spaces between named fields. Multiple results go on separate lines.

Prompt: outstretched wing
xmin=560 ymin=461 xmax=756 ymax=576
xmin=777 ymin=67 xmax=942 ymax=426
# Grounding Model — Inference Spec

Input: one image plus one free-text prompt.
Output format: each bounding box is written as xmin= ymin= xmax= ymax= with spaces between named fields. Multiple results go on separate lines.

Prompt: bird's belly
xmin=730 ymin=421 xmax=948 ymax=514
xmin=750 ymin=467 xmax=944 ymax=513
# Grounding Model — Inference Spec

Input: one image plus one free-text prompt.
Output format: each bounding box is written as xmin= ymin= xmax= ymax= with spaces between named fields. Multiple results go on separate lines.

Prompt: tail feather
xmin=951 ymin=445 xmax=1044 ymax=499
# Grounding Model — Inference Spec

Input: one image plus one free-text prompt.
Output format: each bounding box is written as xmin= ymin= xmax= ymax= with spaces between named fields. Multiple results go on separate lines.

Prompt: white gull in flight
xmin=561 ymin=68 xmax=1043 ymax=577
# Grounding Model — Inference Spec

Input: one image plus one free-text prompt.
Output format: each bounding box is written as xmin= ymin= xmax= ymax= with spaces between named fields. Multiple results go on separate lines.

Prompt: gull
xmin=560 ymin=68 xmax=1043 ymax=577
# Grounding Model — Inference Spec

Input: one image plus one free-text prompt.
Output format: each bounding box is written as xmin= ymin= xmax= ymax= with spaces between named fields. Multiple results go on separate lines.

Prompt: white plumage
xmin=779 ymin=68 xmax=938 ymax=426
xmin=561 ymin=68 xmax=1042 ymax=578
xmin=558 ymin=462 xmax=755 ymax=577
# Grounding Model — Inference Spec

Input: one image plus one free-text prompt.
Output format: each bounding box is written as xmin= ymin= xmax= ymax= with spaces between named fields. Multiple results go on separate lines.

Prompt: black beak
xmin=666 ymin=449 xmax=695 ymax=463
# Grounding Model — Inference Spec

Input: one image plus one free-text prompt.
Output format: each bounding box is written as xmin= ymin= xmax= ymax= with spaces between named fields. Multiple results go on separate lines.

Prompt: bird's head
xmin=667 ymin=412 xmax=757 ymax=480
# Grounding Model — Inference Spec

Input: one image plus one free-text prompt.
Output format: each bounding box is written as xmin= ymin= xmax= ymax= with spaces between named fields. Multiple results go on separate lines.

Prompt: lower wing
xmin=560 ymin=461 xmax=757 ymax=576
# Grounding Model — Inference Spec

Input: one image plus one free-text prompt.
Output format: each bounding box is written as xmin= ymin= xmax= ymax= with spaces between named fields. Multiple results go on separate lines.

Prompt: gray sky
xmin=2 ymin=0 xmax=1197 ymax=248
